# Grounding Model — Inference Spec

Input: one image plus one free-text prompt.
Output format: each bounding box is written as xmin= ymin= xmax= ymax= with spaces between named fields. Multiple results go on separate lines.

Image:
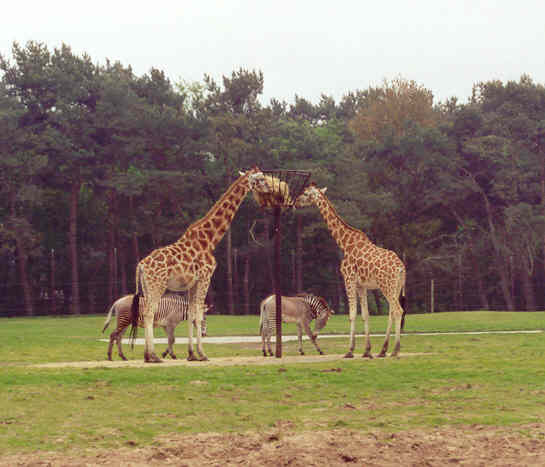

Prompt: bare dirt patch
xmin=2 ymin=425 xmax=545 ymax=466
xmin=30 ymin=353 xmax=428 ymax=369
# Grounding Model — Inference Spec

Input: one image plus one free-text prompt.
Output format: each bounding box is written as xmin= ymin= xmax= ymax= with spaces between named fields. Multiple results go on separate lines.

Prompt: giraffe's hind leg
xmin=358 ymin=287 xmax=373 ymax=358
xmin=143 ymin=301 xmax=162 ymax=363
xmin=378 ymin=295 xmax=401 ymax=358
xmin=343 ymin=276 xmax=357 ymax=358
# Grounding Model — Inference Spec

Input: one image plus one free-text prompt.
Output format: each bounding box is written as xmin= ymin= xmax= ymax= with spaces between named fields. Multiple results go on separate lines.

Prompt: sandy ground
xmin=2 ymin=425 xmax=545 ymax=466
xmin=31 ymin=353 xmax=431 ymax=369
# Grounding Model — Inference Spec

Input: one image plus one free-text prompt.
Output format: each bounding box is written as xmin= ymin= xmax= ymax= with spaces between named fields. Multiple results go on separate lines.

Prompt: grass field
xmin=0 ymin=310 xmax=544 ymax=455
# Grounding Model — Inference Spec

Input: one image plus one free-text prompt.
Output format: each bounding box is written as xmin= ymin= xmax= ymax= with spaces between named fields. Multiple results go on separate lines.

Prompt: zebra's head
xmin=308 ymin=295 xmax=334 ymax=336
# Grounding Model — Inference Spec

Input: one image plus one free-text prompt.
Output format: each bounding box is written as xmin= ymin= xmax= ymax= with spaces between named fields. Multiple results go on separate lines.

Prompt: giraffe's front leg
xmin=359 ymin=288 xmax=373 ymax=358
xmin=144 ymin=302 xmax=162 ymax=363
xmin=187 ymin=312 xmax=197 ymax=361
xmin=193 ymin=277 xmax=210 ymax=361
xmin=194 ymin=308 xmax=209 ymax=361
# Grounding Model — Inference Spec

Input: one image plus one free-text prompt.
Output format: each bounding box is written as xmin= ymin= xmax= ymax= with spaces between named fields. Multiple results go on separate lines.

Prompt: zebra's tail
xmin=129 ymin=294 xmax=140 ymax=349
xmin=102 ymin=303 xmax=116 ymax=333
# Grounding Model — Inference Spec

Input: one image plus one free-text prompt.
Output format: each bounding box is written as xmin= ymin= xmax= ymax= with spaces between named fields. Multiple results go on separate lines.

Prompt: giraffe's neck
xmin=314 ymin=192 xmax=369 ymax=250
xmin=176 ymin=174 xmax=250 ymax=251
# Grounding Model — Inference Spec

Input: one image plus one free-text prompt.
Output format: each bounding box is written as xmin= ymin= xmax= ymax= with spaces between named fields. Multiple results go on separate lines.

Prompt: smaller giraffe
xmin=132 ymin=167 xmax=272 ymax=363
xmin=296 ymin=184 xmax=406 ymax=358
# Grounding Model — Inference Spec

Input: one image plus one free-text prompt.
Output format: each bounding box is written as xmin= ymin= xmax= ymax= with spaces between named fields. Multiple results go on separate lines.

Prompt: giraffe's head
xmin=295 ymin=183 xmax=327 ymax=208
xmin=239 ymin=167 xmax=272 ymax=196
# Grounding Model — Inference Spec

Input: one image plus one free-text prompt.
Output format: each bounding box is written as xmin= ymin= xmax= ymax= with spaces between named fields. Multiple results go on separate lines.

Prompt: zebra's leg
xmin=163 ymin=324 xmax=177 ymax=359
xmin=266 ymin=329 xmax=273 ymax=356
xmin=264 ymin=317 xmax=273 ymax=356
xmin=304 ymin=321 xmax=323 ymax=355
xmin=343 ymin=272 xmax=358 ymax=358
xmin=260 ymin=316 xmax=267 ymax=357
xmin=107 ymin=330 xmax=116 ymax=360
xmin=297 ymin=324 xmax=304 ymax=355
xmin=116 ymin=327 xmax=129 ymax=361
xmin=143 ymin=299 xmax=161 ymax=363
xmin=358 ymin=287 xmax=373 ymax=358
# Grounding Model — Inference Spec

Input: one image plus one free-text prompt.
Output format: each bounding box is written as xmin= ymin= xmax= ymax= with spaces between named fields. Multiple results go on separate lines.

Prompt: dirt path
xmin=31 ymin=353 xmax=429 ymax=369
xmin=3 ymin=425 xmax=545 ymax=466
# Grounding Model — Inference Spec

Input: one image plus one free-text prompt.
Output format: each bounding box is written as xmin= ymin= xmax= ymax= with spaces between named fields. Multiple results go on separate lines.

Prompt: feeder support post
xmin=273 ymin=205 xmax=283 ymax=358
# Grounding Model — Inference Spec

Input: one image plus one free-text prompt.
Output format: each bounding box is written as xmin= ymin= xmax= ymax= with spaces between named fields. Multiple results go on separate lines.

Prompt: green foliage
xmin=2 ymin=40 xmax=545 ymax=318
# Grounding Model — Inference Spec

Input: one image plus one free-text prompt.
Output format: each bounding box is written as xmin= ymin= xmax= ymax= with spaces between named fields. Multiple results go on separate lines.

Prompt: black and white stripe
xmin=259 ymin=293 xmax=334 ymax=356
xmin=103 ymin=293 xmax=207 ymax=361
xmin=260 ymin=294 xmax=330 ymax=335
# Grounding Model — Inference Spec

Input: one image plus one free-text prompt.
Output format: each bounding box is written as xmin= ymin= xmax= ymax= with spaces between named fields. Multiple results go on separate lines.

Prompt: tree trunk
xmin=129 ymin=196 xmax=141 ymax=264
xmin=541 ymin=157 xmax=545 ymax=308
xmin=15 ymin=227 xmax=33 ymax=316
xmin=68 ymin=181 xmax=81 ymax=314
xmin=107 ymin=190 xmax=118 ymax=305
xmin=291 ymin=250 xmax=296 ymax=293
xmin=265 ymin=217 xmax=274 ymax=288
xmin=233 ymin=248 xmax=240 ymax=309
xmin=226 ymin=228 xmax=235 ymax=314
xmin=296 ymin=216 xmax=303 ymax=292
xmin=471 ymin=252 xmax=489 ymax=309
xmin=456 ymin=252 xmax=463 ymax=310
xmin=50 ymin=249 xmax=57 ymax=315
xmin=337 ymin=266 xmax=348 ymax=314
xmin=481 ymin=191 xmax=514 ymax=310
xmin=519 ymin=251 xmax=537 ymax=311
xmin=107 ymin=235 xmax=115 ymax=306
xmin=8 ymin=193 xmax=34 ymax=316
xmin=119 ymin=243 xmax=128 ymax=295
xmin=242 ymin=253 xmax=250 ymax=315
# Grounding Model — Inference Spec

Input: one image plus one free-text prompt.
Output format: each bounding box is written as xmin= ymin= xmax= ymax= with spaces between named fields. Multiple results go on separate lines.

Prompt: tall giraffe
xmin=296 ymin=184 xmax=406 ymax=358
xmin=132 ymin=168 xmax=272 ymax=362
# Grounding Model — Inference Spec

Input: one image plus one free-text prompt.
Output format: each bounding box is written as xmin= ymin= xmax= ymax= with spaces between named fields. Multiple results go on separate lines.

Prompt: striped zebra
xmin=102 ymin=293 xmax=208 ymax=361
xmin=259 ymin=293 xmax=335 ymax=356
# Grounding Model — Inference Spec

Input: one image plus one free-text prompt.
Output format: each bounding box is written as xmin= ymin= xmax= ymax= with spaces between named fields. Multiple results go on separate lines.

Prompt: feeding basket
xmin=252 ymin=170 xmax=311 ymax=211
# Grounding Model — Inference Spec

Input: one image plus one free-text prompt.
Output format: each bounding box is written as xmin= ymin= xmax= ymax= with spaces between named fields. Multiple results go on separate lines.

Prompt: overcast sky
xmin=2 ymin=0 xmax=544 ymax=106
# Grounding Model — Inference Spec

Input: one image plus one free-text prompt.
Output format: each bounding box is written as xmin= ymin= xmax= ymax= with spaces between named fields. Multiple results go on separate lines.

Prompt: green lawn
xmin=0 ymin=311 xmax=544 ymax=454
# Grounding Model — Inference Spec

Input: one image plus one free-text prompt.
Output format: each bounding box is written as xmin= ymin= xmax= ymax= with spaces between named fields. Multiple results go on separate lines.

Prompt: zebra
xmin=259 ymin=293 xmax=335 ymax=356
xmin=102 ymin=293 xmax=208 ymax=361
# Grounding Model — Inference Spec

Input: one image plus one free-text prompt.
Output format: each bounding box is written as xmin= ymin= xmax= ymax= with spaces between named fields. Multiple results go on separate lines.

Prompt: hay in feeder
xmin=252 ymin=175 xmax=293 ymax=208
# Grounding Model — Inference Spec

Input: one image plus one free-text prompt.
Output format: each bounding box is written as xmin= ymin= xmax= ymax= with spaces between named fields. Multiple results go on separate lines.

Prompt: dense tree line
xmin=1 ymin=41 xmax=544 ymax=317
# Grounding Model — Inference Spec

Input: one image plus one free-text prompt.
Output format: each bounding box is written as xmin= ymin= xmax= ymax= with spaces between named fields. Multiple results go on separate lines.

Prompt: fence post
xmin=430 ymin=278 xmax=435 ymax=313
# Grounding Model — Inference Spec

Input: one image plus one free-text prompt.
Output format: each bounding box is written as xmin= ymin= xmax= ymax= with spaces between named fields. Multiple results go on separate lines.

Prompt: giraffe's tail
xmin=129 ymin=294 xmax=140 ymax=349
xmin=400 ymin=294 xmax=407 ymax=332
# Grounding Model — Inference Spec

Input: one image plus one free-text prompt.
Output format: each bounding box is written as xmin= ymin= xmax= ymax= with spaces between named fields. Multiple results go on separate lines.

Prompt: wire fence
xmin=2 ymin=274 xmax=543 ymax=318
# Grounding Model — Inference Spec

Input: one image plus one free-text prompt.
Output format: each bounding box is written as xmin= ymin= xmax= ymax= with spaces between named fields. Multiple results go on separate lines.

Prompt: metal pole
xmin=50 ymin=249 xmax=56 ymax=315
xmin=273 ymin=206 xmax=283 ymax=358
xmin=430 ymin=278 xmax=435 ymax=313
